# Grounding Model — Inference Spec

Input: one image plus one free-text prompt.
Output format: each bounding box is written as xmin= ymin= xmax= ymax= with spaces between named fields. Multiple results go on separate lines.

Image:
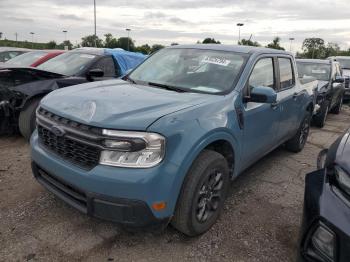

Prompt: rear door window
xmin=92 ymin=57 xmax=116 ymax=77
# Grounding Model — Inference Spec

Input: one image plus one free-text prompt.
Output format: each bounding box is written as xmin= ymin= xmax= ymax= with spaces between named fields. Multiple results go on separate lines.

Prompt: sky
xmin=1 ymin=0 xmax=350 ymax=52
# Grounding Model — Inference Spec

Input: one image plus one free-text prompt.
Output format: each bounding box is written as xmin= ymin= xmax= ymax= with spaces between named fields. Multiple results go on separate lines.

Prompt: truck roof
xmin=167 ymin=44 xmax=292 ymax=55
xmin=296 ymin=59 xmax=331 ymax=64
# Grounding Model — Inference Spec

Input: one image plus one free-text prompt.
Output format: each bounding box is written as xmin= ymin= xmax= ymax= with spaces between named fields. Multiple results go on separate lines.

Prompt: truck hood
xmin=41 ymin=79 xmax=213 ymax=131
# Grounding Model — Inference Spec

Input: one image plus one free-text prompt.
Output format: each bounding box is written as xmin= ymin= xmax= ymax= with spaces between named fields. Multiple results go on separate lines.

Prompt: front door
xmin=242 ymin=57 xmax=281 ymax=167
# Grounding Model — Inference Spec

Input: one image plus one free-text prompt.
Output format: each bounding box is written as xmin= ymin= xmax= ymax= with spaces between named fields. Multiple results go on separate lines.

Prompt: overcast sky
xmin=1 ymin=0 xmax=350 ymax=51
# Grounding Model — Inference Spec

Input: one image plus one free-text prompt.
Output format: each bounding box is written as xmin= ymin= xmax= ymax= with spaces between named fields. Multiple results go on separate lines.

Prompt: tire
xmin=285 ymin=113 xmax=311 ymax=153
xmin=312 ymin=101 xmax=329 ymax=128
xmin=19 ymin=97 xmax=42 ymax=140
xmin=171 ymin=150 xmax=230 ymax=236
xmin=330 ymin=95 xmax=343 ymax=115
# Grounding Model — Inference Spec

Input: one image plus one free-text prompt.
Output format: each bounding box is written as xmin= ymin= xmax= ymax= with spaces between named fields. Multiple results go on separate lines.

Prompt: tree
xmin=104 ymin=33 xmax=119 ymax=48
xmin=324 ymin=42 xmax=340 ymax=58
xmin=46 ymin=41 xmax=57 ymax=49
xmin=81 ymin=35 xmax=103 ymax=47
xmin=135 ymin=44 xmax=151 ymax=55
xmin=238 ymin=38 xmax=260 ymax=47
xmin=302 ymin=38 xmax=326 ymax=59
xmin=117 ymin=37 xmax=135 ymax=51
xmin=266 ymin=37 xmax=285 ymax=50
xmin=58 ymin=40 xmax=73 ymax=50
xmin=171 ymin=43 xmax=179 ymax=46
xmin=150 ymin=44 xmax=165 ymax=53
xmin=202 ymin=38 xmax=221 ymax=44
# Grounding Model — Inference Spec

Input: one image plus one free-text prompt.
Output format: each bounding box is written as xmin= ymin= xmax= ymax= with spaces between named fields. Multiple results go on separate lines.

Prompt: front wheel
xmin=330 ymin=95 xmax=343 ymax=115
xmin=313 ymin=101 xmax=329 ymax=128
xmin=285 ymin=113 xmax=311 ymax=153
xmin=19 ymin=97 xmax=42 ymax=140
xmin=171 ymin=150 xmax=230 ymax=236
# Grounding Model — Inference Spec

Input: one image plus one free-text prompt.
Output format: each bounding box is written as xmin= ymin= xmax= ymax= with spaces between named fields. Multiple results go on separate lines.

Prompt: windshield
xmin=129 ymin=48 xmax=248 ymax=94
xmin=6 ymin=51 xmax=47 ymax=66
xmin=297 ymin=62 xmax=331 ymax=81
xmin=336 ymin=59 xmax=350 ymax=69
xmin=37 ymin=52 xmax=97 ymax=76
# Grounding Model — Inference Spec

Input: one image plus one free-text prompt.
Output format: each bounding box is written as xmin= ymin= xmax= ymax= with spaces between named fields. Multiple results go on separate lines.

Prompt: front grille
xmin=37 ymin=108 xmax=102 ymax=170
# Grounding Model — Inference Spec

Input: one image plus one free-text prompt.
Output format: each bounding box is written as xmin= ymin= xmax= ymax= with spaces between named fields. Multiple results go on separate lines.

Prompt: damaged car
xmin=297 ymin=59 xmax=345 ymax=128
xmin=328 ymin=56 xmax=350 ymax=101
xmin=0 ymin=48 xmax=146 ymax=139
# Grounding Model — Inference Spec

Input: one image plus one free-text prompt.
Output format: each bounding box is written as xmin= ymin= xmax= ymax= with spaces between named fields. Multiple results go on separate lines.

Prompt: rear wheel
xmin=171 ymin=150 xmax=230 ymax=236
xmin=313 ymin=101 xmax=329 ymax=128
xmin=19 ymin=97 xmax=42 ymax=140
xmin=285 ymin=113 xmax=311 ymax=153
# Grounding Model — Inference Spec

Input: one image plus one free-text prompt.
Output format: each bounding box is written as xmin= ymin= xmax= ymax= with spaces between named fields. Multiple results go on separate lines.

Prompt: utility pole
xmin=126 ymin=28 xmax=131 ymax=51
xmin=94 ymin=0 xmax=97 ymax=47
xmin=237 ymin=23 xmax=244 ymax=44
xmin=30 ymin=32 xmax=35 ymax=49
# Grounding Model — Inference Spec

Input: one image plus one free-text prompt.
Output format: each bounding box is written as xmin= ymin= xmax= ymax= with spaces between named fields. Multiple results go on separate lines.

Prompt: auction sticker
xmin=202 ymin=56 xmax=230 ymax=66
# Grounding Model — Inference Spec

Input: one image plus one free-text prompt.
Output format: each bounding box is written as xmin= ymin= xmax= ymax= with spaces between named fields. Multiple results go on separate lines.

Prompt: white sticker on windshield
xmin=80 ymin=54 xmax=95 ymax=59
xmin=201 ymin=56 xmax=230 ymax=66
xmin=312 ymin=69 xmax=327 ymax=74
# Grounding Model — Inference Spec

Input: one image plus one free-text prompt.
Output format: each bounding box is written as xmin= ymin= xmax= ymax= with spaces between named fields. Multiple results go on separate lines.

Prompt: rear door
xmin=275 ymin=56 xmax=300 ymax=140
xmin=242 ymin=56 xmax=282 ymax=166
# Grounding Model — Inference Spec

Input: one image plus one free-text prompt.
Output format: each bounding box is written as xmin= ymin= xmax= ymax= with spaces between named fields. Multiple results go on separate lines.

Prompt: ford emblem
xmin=51 ymin=126 xmax=65 ymax=137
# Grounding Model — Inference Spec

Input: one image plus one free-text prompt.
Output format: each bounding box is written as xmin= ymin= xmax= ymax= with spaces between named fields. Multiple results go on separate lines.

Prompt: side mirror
xmin=334 ymin=76 xmax=345 ymax=83
xmin=86 ymin=68 xmax=104 ymax=81
xmin=249 ymin=86 xmax=277 ymax=104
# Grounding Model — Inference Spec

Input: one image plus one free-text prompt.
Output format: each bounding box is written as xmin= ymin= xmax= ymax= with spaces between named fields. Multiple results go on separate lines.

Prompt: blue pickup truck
xmin=30 ymin=45 xmax=317 ymax=236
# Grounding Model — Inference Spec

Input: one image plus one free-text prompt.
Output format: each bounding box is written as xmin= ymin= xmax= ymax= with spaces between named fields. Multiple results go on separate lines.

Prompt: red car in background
xmin=4 ymin=50 xmax=65 ymax=67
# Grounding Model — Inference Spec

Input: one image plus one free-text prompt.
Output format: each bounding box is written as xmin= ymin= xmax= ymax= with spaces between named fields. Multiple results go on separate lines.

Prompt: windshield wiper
xmin=123 ymin=75 xmax=136 ymax=84
xmin=147 ymin=82 xmax=187 ymax=93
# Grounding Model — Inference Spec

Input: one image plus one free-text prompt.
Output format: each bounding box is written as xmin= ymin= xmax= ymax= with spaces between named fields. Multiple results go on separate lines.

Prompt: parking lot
xmin=0 ymin=104 xmax=349 ymax=262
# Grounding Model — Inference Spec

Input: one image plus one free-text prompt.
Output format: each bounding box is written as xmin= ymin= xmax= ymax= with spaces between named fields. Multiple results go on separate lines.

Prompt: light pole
xmin=237 ymin=23 xmax=244 ymax=44
xmin=63 ymin=30 xmax=67 ymax=42
xmin=15 ymin=32 xmax=18 ymax=42
xmin=289 ymin=37 xmax=295 ymax=52
xmin=94 ymin=0 xmax=97 ymax=47
xmin=126 ymin=28 xmax=131 ymax=51
xmin=0 ymin=32 xmax=2 ymax=40
xmin=30 ymin=32 xmax=35 ymax=48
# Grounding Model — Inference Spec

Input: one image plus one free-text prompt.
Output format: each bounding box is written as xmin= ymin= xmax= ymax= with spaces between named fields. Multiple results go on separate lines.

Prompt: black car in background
xmin=328 ymin=56 xmax=350 ymax=101
xmin=297 ymin=59 xmax=345 ymax=128
xmin=0 ymin=48 xmax=145 ymax=139
xmin=298 ymin=128 xmax=350 ymax=262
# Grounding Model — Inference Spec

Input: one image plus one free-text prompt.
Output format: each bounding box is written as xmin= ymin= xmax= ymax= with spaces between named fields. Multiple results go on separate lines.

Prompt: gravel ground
xmin=1 ymin=104 xmax=349 ymax=262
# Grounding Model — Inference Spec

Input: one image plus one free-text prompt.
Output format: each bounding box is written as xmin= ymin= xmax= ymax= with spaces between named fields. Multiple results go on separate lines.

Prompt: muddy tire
xmin=313 ymin=101 xmax=329 ymax=128
xmin=330 ymin=95 xmax=343 ymax=115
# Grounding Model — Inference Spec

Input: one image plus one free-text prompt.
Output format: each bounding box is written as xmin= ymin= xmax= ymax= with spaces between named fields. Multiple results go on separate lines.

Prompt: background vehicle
xmin=4 ymin=50 xmax=65 ymax=67
xmin=0 ymin=47 xmax=30 ymax=62
xmin=31 ymin=45 xmax=316 ymax=236
xmin=328 ymin=56 xmax=350 ymax=101
xmin=0 ymin=48 xmax=146 ymax=138
xmin=297 ymin=59 xmax=345 ymax=127
xmin=299 ymin=128 xmax=350 ymax=262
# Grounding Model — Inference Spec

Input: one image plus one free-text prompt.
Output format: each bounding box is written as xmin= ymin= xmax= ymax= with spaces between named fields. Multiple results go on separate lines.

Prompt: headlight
xmin=99 ymin=130 xmax=165 ymax=168
xmin=335 ymin=165 xmax=350 ymax=196
xmin=310 ymin=224 xmax=336 ymax=261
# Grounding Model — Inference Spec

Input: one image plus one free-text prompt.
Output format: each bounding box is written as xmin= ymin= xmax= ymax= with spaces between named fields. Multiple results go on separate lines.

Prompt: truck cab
xmin=31 ymin=45 xmax=316 ymax=236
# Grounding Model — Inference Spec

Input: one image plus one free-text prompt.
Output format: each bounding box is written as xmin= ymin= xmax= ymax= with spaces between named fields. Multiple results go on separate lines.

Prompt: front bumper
xmin=299 ymin=170 xmax=350 ymax=262
xmin=30 ymin=131 xmax=181 ymax=224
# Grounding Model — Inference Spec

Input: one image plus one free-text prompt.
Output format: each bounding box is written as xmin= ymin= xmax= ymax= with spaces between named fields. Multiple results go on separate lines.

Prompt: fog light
xmin=311 ymin=225 xmax=335 ymax=261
